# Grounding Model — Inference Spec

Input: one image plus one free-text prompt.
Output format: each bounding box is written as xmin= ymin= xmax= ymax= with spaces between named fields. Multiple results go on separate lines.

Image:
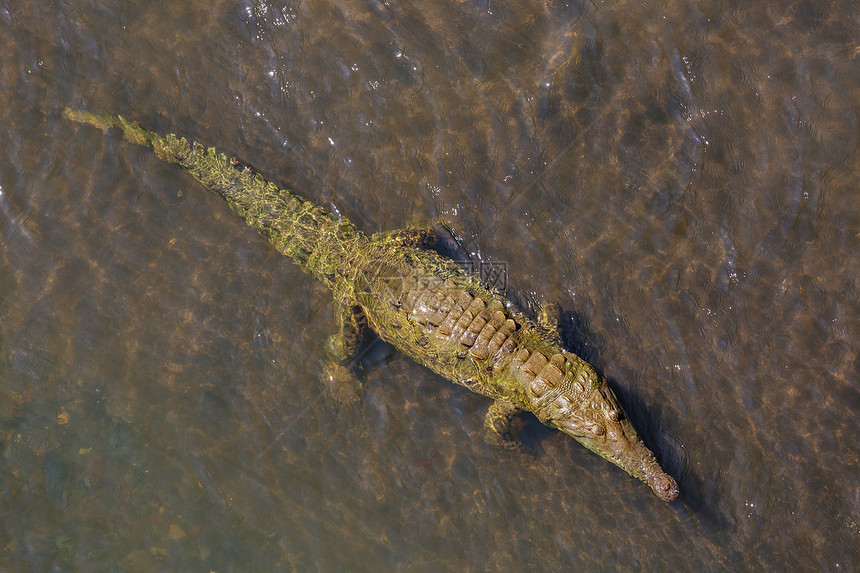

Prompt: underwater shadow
xmin=557 ymin=308 xmax=728 ymax=526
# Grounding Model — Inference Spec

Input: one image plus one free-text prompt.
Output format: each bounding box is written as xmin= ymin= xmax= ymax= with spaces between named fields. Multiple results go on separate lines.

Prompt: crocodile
xmin=63 ymin=108 xmax=679 ymax=501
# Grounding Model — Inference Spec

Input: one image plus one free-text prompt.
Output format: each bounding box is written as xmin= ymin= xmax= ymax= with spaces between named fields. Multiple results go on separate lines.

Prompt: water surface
xmin=1 ymin=0 xmax=858 ymax=570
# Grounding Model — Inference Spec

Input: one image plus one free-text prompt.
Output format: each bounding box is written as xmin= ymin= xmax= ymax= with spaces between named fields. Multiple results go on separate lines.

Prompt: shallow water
xmin=1 ymin=0 xmax=858 ymax=570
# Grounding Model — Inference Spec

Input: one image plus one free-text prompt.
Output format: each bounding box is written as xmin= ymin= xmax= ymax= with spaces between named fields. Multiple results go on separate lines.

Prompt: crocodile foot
xmin=483 ymin=399 xmax=522 ymax=450
xmin=321 ymin=360 xmax=362 ymax=406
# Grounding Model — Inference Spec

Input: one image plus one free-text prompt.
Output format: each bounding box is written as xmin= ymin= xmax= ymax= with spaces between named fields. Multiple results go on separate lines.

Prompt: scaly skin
xmin=63 ymin=108 xmax=679 ymax=501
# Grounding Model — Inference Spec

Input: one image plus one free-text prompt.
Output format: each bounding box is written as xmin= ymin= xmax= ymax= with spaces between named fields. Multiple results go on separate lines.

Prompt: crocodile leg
xmin=538 ymin=301 xmax=562 ymax=346
xmin=322 ymin=289 xmax=367 ymax=404
xmin=483 ymin=398 xmax=521 ymax=447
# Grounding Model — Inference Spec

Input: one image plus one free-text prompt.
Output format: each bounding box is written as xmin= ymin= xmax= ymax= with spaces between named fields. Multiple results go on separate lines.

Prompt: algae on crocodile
xmin=63 ymin=108 xmax=679 ymax=501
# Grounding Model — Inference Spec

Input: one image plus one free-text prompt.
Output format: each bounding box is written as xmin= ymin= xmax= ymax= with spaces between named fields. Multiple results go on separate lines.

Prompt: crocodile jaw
xmin=553 ymin=382 xmax=679 ymax=501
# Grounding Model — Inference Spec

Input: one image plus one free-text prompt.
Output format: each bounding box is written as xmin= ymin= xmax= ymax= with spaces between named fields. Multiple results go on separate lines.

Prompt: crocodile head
xmin=547 ymin=379 xmax=679 ymax=501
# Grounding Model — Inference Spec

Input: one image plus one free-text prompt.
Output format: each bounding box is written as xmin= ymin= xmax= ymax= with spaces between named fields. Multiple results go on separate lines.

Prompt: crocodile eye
xmin=590 ymin=425 xmax=605 ymax=436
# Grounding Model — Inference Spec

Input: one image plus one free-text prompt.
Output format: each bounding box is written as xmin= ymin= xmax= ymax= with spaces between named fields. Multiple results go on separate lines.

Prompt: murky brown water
xmin=1 ymin=0 xmax=858 ymax=570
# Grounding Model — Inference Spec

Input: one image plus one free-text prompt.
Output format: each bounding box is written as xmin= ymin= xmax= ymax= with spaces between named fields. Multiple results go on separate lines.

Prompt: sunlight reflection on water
xmin=0 ymin=0 xmax=857 ymax=570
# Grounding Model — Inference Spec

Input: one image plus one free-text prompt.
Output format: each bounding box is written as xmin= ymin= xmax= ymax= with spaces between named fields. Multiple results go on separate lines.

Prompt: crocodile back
xmin=353 ymin=245 xmax=600 ymax=418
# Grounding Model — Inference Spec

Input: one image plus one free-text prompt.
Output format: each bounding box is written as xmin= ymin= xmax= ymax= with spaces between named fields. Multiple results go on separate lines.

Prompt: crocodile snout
xmin=649 ymin=472 xmax=679 ymax=501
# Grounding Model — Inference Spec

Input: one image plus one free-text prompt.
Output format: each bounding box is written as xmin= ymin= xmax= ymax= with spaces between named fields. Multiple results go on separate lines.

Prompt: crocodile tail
xmin=63 ymin=108 xmax=364 ymax=283
xmin=62 ymin=108 xmax=163 ymax=149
